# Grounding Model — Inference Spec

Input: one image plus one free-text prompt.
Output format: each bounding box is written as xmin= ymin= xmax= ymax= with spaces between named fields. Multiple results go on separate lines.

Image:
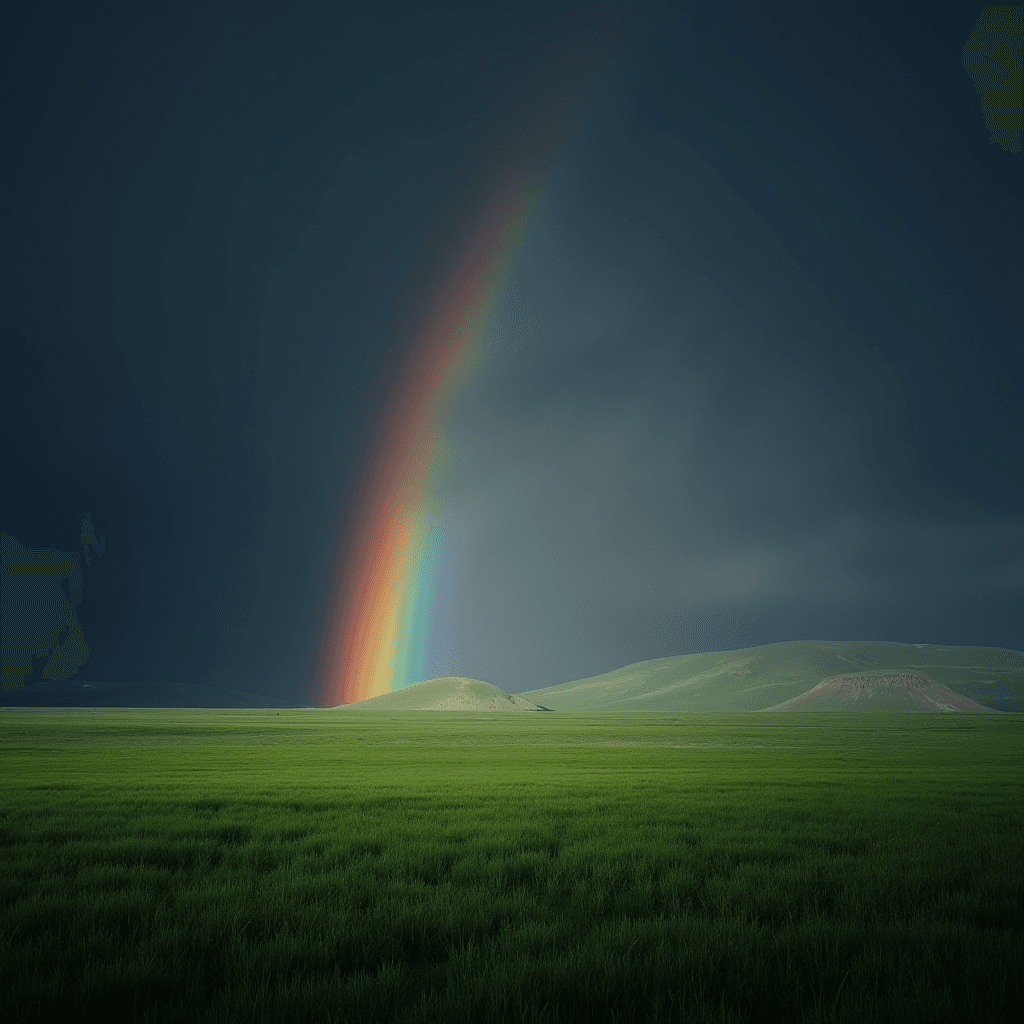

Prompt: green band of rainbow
xmin=315 ymin=35 xmax=613 ymax=706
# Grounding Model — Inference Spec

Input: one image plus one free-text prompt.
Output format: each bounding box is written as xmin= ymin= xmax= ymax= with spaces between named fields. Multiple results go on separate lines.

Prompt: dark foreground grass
xmin=1 ymin=709 xmax=1021 ymax=1023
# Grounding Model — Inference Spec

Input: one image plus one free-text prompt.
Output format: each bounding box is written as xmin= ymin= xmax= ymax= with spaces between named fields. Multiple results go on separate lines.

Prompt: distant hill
xmin=332 ymin=676 xmax=551 ymax=712
xmin=761 ymin=671 xmax=996 ymax=712
xmin=518 ymin=641 xmax=1023 ymax=713
xmin=3 ymin=642 xmax=1018 ymax=712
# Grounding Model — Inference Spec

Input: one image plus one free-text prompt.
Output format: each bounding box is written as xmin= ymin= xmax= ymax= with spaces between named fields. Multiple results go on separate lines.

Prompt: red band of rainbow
xmin=314 ymin=32 xmax=615 ymax=706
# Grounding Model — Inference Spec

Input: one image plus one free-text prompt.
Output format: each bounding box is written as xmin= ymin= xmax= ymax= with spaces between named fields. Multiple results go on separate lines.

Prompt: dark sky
xmin=4 ymin=1 xmax=1022 ymax=705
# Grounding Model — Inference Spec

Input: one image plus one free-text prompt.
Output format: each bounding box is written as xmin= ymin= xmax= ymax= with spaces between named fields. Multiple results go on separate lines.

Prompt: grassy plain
xmin=1 ymin=709 xmax=1022 ymax=1023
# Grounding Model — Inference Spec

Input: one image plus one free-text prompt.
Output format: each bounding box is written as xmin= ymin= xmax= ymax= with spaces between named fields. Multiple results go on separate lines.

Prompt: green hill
xmin=331 ymin=676 xmax=550 ymax=711
xmin=517 ymin=641 xmax=1023 ymax=713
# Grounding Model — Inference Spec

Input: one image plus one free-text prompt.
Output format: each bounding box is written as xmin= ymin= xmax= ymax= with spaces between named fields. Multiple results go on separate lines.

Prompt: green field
xmin=2 ymin=709 xmax=1022 ymax=1023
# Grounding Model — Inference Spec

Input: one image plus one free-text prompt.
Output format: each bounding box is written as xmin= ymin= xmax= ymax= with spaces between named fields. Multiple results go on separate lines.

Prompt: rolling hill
xmin=3 ymin=643 xmax=1018 ymax=712
xmin=517 ymin=640 xmax=1022 ymax=713
xmin=330 ymin=676 xmax=550 ymax=712
xmin=760 ymin=670 xmax=995 ymax=712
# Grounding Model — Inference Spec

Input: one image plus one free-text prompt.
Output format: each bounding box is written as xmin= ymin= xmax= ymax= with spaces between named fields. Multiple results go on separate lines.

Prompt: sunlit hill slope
xmin=330 ymin=677 xmax=550 ymax=712
xmin=517 ymin=641 xmax=1023 ymax=713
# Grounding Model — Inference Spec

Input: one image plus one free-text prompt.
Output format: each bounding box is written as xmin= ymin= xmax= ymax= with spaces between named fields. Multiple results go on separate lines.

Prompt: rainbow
xmin=314 ymin=33 xmax=617 ymax=706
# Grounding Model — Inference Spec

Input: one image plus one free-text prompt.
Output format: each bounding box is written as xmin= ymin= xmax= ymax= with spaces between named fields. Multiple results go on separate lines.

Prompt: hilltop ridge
xmin=517 ymin=640 xmax=1021 ymax=713
xmin=331 ymin=676 xmax=550 ymax=712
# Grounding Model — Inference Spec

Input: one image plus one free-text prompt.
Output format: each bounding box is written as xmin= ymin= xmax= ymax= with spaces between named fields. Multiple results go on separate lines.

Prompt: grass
xmin=1 ymin=709 xmax=1022 ymax=1023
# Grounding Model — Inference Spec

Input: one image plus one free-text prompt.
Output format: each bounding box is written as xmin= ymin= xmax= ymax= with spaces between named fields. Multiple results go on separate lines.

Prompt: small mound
xmin=331 ymin=676 xmax=550 ymax=711
xmin=761 ymin=671 xmax=997 ymax=712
